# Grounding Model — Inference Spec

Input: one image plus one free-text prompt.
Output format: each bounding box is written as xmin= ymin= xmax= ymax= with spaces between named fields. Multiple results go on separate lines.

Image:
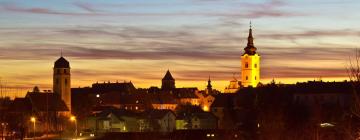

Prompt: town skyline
xmin=0 ymin=0 xmax=358 ymax=96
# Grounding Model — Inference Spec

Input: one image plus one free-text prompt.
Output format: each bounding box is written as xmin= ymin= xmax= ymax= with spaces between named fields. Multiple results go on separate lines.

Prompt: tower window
xmin=65 ymin=79 xmax=68 ymax=85
xmin=64 ymin=69 xmax=67 ymax=74
xmin=246 ymin=76 xmax=248 ymax=80
xmin=255 ymin=76 xmax=257 ymax=80
xmin=245 ymin=62 xmax=248 ymax=68
xmin=254 ymin=64 xmax=257 ymax=68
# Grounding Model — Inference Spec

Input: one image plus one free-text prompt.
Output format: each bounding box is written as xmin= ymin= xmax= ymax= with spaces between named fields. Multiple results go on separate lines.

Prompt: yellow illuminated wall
xmin=241 ymin=54 xmax=260 ymax=87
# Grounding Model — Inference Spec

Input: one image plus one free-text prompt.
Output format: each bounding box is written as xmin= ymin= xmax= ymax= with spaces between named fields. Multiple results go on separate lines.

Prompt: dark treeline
xmin=216 ymin=81 xmax=358 ymax=140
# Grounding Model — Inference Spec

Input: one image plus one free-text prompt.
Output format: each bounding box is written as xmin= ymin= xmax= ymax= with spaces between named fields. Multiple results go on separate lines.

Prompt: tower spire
xmin=247 ymin=21 xmax=254 ymax=47
xmin=207 ymin=75 xmax=212 ymax=92
xmin=243 ymin=21 xmax=257 ymax=55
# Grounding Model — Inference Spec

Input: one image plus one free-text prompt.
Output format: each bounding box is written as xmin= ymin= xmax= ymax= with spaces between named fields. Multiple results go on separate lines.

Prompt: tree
xmin=346 ymin=49 xmax=360 ymax=139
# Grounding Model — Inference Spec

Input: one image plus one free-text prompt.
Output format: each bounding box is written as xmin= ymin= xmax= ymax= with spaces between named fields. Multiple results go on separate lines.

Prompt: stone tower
xmin=241 ymin=23 xmax=260 ymax=87
xmin=161 ymin=70 xmax=175 ymax=91
xmin=53 ymin=56 xmax=71 ymax=112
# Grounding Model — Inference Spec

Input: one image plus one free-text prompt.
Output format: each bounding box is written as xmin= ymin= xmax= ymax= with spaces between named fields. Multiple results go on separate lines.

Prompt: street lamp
xmin=70 ymin=116 xmax=77 ymax=138
xmin=30 ymin=117 xmax=36 ymax=140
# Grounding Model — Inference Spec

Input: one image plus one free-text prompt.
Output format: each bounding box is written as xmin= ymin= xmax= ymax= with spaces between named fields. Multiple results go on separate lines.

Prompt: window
xmin=245 ymin=62 xmax=248 ymax=68
xmin=255 ymin=76 xmax=257 ymax=80
xmin=246 ymin=76 xmax=248 ymax=80
xmin=65 ymin=78 xmax=68 ymax=85
xmin=254 ymin=64 xmax=257 ymax=68
xmin=64 ymin=69 xmax=67 ymax=74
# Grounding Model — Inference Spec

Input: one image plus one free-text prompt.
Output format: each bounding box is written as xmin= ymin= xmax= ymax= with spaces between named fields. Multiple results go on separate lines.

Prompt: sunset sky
xmin=0 ymin=0 xmax=359 ymax=97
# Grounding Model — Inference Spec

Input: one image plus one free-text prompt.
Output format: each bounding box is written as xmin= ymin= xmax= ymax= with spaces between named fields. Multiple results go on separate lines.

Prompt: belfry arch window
xmin=245 ymin=62 xmax=249 ymax=68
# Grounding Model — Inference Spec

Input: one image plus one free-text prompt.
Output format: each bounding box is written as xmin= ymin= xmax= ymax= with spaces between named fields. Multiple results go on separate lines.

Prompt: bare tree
xmin=346 ymin=49 xmax=360 ymax=139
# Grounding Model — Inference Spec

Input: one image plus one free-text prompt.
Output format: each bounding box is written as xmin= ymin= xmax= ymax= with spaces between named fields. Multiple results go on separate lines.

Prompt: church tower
xmin=161 ymin=70 xmax=175 ymax=91
xmin=241 ymin=23 xmax=260 ymax=87
xmin=53 ymin=55 xmax=71 ymax=112
xmin=205 ymin=76 xmax=212 ymax=94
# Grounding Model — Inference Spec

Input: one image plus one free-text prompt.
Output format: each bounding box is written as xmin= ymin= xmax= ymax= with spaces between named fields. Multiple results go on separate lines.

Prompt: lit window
xmin=135 ymin=106 xmax=138 ymax=110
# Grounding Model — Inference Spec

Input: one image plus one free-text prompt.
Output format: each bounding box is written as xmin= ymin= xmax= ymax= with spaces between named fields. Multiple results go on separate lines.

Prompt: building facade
xmin=53 ymin=56 xmax=71 ymax=113
xmin=241 ymin=24 xmax=260 ymax=88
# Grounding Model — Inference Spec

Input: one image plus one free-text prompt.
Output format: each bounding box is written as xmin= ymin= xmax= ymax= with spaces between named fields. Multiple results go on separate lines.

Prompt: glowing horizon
xmin=0 ymin=0 xmax=358 ymax=98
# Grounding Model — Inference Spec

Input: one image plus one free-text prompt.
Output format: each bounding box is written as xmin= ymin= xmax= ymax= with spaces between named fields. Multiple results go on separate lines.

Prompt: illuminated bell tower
xmin=53 ymin=55 xmax=71 ymax=113
xmin=241 ymin=23 xmax=260 ymax=87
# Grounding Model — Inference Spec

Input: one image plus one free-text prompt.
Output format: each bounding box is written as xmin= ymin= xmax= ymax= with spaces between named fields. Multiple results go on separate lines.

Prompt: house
xmin=173 ymin=88 xmax=200 ymax=106
xmin=140 ymin=109 xmax=176 ymax=132
xmin=190 ymin=112 xmax=218 ymax=129
xmin=175 ymin=113 xmax=191 ymax=130
xmin=8 ymin=89 xmax=69 ymax=133
xmin=149 ymin=94 xmax=178 ymax=111
xmin=83 ymin=109 xmax=141 ymax=133
xmin=175 ymin=112 xmax=218 ymax=130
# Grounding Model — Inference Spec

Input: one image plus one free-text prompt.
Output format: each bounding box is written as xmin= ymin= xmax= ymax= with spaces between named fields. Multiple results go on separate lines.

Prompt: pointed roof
xmin=25 ymin=92 xmax=69 ymax=111
xmin=162 ymin=70 xmax=175 ymax=80
xmin=243 ymin=22 xmax=257 ymax=55
xmin=54 ymin=57 xmax=70 ymax=68
xmin=207 ymin=76 xmax=212 ymax=89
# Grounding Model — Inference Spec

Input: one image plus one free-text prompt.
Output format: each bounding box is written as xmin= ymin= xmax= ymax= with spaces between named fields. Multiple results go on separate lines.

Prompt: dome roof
xmin=54 ymin=57 xmax=70 ymax=68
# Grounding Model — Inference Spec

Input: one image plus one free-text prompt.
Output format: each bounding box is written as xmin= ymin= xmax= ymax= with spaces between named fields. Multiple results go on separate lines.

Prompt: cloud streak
xmin=0 ymin=1 xmax=302 ymax=18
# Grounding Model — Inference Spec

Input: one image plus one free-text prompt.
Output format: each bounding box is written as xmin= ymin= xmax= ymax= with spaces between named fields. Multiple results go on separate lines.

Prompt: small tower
xmin=241 ymin=22 xmax=260 ymax=87
xmin=206 ymin=76 xmax=212 ymax=94
xmin=161 ymin=70 xmax=175 ymax=91
xmin=53 ymin=55 xmax=71 ymax=113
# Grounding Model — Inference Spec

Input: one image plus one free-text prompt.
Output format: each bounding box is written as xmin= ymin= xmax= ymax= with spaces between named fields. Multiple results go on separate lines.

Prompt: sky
xmin=0 ymin=0 xmax=359 ymax=97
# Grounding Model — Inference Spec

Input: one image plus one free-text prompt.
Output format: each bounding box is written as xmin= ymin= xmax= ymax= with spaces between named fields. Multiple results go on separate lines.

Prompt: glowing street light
xmin=70 ymin=116 xmax=78 ymax=138
xmin=30 ymin=117 xmax=36 ymax=140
